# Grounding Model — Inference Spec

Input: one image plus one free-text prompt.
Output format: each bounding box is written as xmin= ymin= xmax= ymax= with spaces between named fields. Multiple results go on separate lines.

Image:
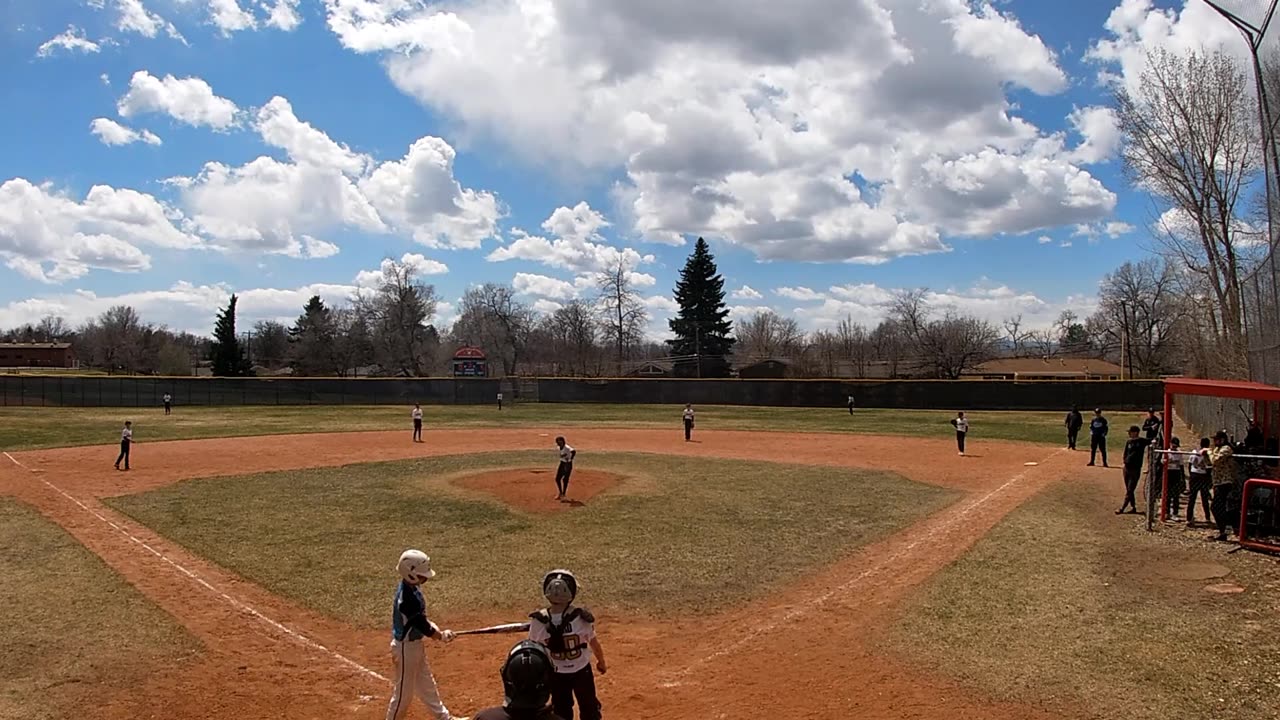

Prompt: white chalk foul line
xmin=658 ymin=448 xmax=1067 ymax=687
xmin=4 ymin=452 xmax=389 ymax=685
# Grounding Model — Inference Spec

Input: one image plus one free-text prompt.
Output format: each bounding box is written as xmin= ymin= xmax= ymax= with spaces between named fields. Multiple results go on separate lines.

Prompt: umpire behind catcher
xmin=475 ymin=641 xmax=565 ymax=720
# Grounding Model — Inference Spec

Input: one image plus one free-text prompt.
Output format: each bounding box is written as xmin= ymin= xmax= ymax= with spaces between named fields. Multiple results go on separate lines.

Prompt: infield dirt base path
xmin=3 ymin=428 xmax=1084 ymax=720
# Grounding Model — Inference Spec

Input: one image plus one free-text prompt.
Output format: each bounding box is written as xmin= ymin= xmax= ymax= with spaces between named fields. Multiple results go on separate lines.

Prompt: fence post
xmin=41 ymin=375 xmax=46 ymax=407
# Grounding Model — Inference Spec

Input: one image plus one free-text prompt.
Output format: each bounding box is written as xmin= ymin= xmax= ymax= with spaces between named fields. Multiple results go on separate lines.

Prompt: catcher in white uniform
xmin=385 ymin=549 xmax=468 ymax=720
xmin=527 ymin=570 xmax=607 ymax=720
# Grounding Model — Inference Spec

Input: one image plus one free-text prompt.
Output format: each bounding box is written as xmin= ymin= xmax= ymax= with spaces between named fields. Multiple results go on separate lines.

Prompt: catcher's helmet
xmin=501 ymin=641 xmax=554 ymax=711
xmin=397 ymin=549 xmax=436 ymax=584
xmin=542 ymin=569 xmax=578 ymax=605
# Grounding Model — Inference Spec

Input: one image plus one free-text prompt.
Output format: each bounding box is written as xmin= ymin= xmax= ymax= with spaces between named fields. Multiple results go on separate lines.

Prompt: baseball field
xmin=1 ymin=403 xmax=1276 ymax=720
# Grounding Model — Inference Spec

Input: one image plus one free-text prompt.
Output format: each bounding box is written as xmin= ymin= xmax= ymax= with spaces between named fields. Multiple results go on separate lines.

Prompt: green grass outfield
xmin=0 ymin=404 xmax=1081 ymax=450
xmin=106 ymin=451 xmax=955 ymax=623
xmin=886 ymin=482 xmax=1280 ymax=720
xmin=0 ymin=498 xmax=194 ymax=720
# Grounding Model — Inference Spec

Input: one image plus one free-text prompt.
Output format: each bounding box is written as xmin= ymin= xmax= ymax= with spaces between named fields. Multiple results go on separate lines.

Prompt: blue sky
xmin=0 ymin=0 xmax=1238 ymax=337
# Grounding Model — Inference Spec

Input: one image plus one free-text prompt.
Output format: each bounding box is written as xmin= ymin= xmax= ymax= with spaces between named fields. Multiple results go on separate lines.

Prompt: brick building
xmin=0 ymin=342 xmax=77 ymax=368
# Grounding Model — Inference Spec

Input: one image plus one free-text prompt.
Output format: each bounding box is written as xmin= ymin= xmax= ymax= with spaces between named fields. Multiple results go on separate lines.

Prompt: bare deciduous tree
xmin=889 ymin=290 xmax=1000 ymax=379
xmin=1116 ymin=48 xmax=1258 ymax=376
xmin=595 ymin=260 xmax=648 ymax=373
xmin=455 ymin=283 xmax=534 ymax=377
xmin=1088 ymin=258 xmax=1188 ymax=378
xmin=1003 ymin=314 xmax=1030 ymax=356
xmin=545 ymin=300 xmax=601 ymax=376
xmin=734 ymin=310 xmax=805 ymax=363
xmin=354 ymin=259 xmax=439 ymax=376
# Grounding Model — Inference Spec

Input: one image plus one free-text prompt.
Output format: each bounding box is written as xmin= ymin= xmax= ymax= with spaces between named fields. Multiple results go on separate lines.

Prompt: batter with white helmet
xmin=385 ymin=549 xmax=468 ymax=720
xmin=527 ymin=569 xmax=607 ymax=720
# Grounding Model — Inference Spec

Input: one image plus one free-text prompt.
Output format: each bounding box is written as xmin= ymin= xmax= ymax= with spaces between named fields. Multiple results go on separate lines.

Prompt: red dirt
xmin=2 ymin=428 xmax=1084 ymax=720
xmin=453 ymin=467 xmax=622 ymax=513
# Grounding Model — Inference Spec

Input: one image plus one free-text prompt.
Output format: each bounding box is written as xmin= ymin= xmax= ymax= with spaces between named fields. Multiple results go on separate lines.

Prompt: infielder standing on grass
xmin=847 ymin=393 xmax=855 ymax=415
xmin=682 ymin=404 xmax=695 ymax=442
xmin=114 ymin=420 xmax=134 ymax=471
xmin=528 ymin=570 xmax=606 ymax=720
xmin=385 ymin=549 xmax=467 ymax=720
xmin=950 ymin=411 xmax=968 ymax=456
xmin=412 ymin=404 xmax=424 ymax=444
xmin=554 ymin=437 xmax=575 ymax=501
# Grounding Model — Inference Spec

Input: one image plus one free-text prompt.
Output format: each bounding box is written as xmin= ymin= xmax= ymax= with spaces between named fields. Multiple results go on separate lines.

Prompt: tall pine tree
xmin=668 ymin=237 xmax=734 ymax=377
xmin=210 ymin=294 xmax=250 ymax=376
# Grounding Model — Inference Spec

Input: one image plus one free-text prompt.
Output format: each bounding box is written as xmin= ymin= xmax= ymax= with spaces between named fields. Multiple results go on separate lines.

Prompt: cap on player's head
xmin=1095 ymin=408 xmax=1102 ymax=414
xmin=501 ymin=640 xmax=554 ymax=711
xmin=1215 ymin=430 xmax=1230 ymax=443
xmin=1171 ymin=436 xmax=1181 ymax=447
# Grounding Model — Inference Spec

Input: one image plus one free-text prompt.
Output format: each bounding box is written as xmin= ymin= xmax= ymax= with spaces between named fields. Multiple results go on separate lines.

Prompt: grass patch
xmin=0 ymin=404 xmax=1069 ymax=451
xmin=0 ymin=498 xmax=195 ymax=720
xmin=887 ymin=482 xmax=1280 ymax=720
xmin=106 ymin=452 xmax=955 ymax=626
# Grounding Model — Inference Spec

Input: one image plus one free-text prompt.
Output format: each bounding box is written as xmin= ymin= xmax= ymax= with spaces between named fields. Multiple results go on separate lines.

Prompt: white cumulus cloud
xmin=488 ymin=202 xmax=653 ymax=273
xmin=90 ymin=118 xmax=163 ymax=146
xmin=731 ymin=285 xmax=763 ymax=300
xmin=326 ymin=0 xmax=1112 ymax=264
xmin=112 ymin=0 xmax=185 ymax=41
xmin=117 ymin=71 xmax=240 ymax=130
xmin=36 ymin=26 xmax=101 ymax=57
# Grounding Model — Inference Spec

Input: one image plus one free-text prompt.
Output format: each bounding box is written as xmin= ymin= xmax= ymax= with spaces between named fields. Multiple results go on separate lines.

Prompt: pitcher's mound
xmin=453 ymin=468 xmax=622 ymax=513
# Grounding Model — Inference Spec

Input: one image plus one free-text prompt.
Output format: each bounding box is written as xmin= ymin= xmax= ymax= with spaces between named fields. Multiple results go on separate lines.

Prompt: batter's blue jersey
xmin=391 ymin=580 xmax=432 ymax=641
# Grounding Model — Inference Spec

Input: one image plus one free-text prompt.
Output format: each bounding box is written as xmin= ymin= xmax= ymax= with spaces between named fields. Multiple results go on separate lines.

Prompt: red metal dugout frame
xmin=1161 ymin=377 xmax=1280 ymax=552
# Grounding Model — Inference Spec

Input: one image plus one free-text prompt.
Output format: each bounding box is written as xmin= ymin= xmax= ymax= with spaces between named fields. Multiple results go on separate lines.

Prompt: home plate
xmin=1024 ymin=462 xmax=1039 ymax=466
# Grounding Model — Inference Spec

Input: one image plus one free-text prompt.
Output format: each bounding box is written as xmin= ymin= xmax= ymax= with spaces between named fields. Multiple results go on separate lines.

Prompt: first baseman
xmin=114 ymin=420 xmax=134 ymax=471
xmin=554 ymin=437 xmax=575 ymax=501
xmin=528 ymin=570 xmax=607 ymax=720
xmin=385 ymin=549 xmax=468 ymax=720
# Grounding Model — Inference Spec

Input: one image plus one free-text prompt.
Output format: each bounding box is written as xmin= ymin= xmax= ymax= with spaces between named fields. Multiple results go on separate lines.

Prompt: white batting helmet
xmin=397 ymin=549 xmax=436 ymax=584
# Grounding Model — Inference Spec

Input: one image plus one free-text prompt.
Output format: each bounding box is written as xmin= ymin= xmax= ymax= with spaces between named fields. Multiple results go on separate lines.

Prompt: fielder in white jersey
xmin=554 ymin=437 xmax=575 ymax=501
xmin=412 ymin=404 xmax=424 ymax=443
xmin=528 ymin=570 xmax=606 ymax=720
xmin=951 ymin=412 xmax=969 ymax=456
xmin=682 ymin=404 xmax=695 ymax=442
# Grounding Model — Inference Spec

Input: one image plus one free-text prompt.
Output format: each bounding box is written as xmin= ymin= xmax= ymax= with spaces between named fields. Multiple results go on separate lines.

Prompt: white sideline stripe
xmin=4 ymin=451 xmax=390 ymax=686
xmin=658 ymin=448 xmax=1067 ymax=688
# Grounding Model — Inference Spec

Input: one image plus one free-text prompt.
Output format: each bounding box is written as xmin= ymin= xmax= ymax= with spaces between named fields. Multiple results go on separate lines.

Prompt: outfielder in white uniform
xmin=385 ymin=549 xmax=468 ymax=720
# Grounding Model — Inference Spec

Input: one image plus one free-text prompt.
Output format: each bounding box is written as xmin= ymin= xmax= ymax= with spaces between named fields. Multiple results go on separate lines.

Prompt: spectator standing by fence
xmin=1163 ymin=437 xmax=1185 ymax=521
xmin=1065 ymin=406 xmax=1082 ymax=450
xmin=1142 ymin=408 xmax=1163 ymax=443
xmin=1117 ymin=425 xmax=1150 ymax=515
xmin=1209 ymin=431 xmax=1240 ymax=542
xmin=1187 ymin=438 xmax=1213 ymax=526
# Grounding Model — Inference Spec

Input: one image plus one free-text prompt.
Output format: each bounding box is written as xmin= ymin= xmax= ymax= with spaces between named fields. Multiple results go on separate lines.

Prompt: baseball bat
xmin=454 ymin=622 xmax=530 ymax=636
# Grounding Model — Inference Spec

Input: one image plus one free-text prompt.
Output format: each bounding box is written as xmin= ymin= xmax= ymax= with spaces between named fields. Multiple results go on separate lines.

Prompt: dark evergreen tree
xmin=210 ymin=294 xmax=250 ymax=376
xmin=668 ymin=237 xmax=734 ymax=377
xmin=288 ymin=295 xmax=336 ymax=375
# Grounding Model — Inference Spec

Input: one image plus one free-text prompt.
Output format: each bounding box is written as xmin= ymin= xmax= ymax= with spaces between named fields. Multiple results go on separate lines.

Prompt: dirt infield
xmin=453 ymin=467 xmax=623 ymax=513
xmin=2 ymin=428 xmax=1082 ymax=719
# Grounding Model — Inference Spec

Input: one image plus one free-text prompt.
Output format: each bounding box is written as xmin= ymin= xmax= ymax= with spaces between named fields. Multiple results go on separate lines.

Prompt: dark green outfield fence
xmin=531 ymin=378 xmax=1163 ymax=410
xmin=0 ymin=374 xmax=1163 ymax=411
xmin=0 ymin=375 xmax=500 ymax=407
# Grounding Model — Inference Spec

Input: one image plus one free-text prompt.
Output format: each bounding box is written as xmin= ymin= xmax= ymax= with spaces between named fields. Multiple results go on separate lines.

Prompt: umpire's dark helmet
xmin=502 ymin=640 xmax=554 ymax=711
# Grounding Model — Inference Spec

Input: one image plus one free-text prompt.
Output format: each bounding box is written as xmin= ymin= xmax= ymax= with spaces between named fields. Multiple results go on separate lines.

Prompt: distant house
xmin=965 ymin=357 xmax=1124 ymax=381
xmin=0 ymin=342 xmax=76 ymax=368
xmin=452 ymin=346 xmax=489 ymax=377
xmin=736 ymin=359 xmax=794 ymax=379
xmin=626 ymin=360 xmax=673 ymax=378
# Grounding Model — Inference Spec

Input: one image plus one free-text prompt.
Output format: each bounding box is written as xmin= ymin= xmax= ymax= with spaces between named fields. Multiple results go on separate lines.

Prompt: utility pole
xmin=695 ymin=323 xmax=702 ymax=379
